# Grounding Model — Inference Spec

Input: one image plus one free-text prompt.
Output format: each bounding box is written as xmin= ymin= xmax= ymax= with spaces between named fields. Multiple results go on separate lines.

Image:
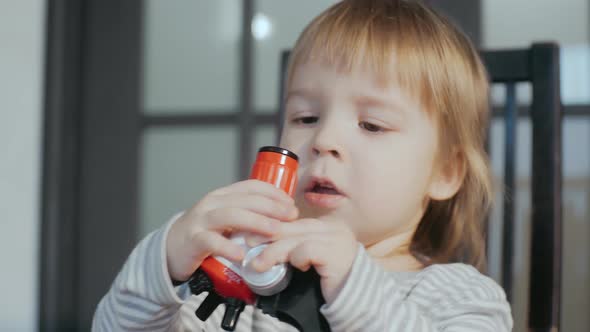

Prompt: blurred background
xmin=0 ymin=0 xmax=588 ymax=331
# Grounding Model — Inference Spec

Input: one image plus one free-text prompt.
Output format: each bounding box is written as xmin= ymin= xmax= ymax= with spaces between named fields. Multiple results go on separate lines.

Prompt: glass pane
xmin=253 ymin=0 xmax=339 ymax=112
xmin=490 ymin=82 xmax=532 ymax=106
xmin=143 ymin=0 xmax=241 ymax=113
xmin=561 ymin=45 xmax=590 ymax=105
xmin=252 ymin=125 xmax=278 ymax=158
xmin=139 ymin=127 xmax=238 ymax=238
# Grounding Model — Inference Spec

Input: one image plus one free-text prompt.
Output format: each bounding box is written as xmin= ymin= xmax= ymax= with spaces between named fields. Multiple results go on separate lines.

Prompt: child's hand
xmin=247 ymin=219 xmax=358 ymax=304
xmin=165 ymin=180 xmax=299 ymax=282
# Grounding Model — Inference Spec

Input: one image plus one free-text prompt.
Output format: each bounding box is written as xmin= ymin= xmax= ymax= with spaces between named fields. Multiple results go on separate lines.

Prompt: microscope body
xmin=187 ymin=147 xmax=329 ymax=331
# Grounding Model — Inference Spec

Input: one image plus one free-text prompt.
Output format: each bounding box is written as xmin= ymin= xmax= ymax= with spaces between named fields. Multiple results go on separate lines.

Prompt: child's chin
xmin=297 ymin=206 xmax=345 ymax=222
xmin=295 ymin=204 xmax=326 ymax=219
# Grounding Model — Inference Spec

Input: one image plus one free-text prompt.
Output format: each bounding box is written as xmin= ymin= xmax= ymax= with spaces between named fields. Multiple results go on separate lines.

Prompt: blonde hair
xmin=286 ymin=0 xmax=492 ymax=272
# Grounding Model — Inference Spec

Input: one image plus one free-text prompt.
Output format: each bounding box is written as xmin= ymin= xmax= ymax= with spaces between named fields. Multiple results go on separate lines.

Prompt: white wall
xmin=0 ymin=0 xmax=46 ymax=331
xmin=483 ymin=0 xmax=588 ymax=48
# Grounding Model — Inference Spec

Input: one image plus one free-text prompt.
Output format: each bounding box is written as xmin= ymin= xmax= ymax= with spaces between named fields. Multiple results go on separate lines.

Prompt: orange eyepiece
xmin=250 ymin=146 xmax=298 ymax=197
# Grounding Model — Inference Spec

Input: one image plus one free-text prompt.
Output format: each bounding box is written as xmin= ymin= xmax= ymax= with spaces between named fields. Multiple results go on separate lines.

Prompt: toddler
xmin=93 ymin=0 xmax=513 ymax=330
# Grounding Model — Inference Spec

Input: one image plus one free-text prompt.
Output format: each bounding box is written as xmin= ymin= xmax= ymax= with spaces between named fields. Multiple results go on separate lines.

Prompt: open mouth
xmin=303 ymin=177 xmax=345 ymax=209
xmin=305 ymin=178 xmax=342 ymax=195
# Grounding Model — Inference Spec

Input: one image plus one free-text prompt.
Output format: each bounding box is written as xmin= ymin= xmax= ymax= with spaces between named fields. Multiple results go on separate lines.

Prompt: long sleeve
xmin=91 ymin=214 xmax=195 ymax=331
xmin=91 ymin=214 xmax=298 ymax=332
xmin=92 ymin=214 xmax=512 ymax=331
xmin=320 ymin=246 xmax=513 ymax=331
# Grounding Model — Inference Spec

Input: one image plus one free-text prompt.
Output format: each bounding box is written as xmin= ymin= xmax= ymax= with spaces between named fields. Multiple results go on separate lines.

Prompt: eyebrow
xmin=284 ymin=89 xmax=321 ymax=103
xmin=354 ymin=95 xmax=407 ymax=115
xmin=285 ymin=89 xmax=408 ymax=117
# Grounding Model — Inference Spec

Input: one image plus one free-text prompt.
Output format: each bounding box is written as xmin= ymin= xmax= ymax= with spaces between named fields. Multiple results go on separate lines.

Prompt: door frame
xmin=40 ymin=0 xmax=143 ymax=329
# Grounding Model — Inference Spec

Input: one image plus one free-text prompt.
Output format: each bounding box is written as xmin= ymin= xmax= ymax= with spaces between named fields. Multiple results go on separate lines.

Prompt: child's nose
xmin=312 ymin=146 xmax=340 ymax=159
xmin=310 ymin=123 xmax=343 ymax=159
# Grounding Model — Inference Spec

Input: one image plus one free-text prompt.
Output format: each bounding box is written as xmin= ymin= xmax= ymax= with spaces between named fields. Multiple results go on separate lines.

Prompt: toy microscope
xmin=187 ymin=146 xmax=331 ymax=331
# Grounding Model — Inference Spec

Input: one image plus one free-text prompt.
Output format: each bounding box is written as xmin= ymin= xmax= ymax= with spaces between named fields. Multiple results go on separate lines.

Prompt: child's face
xmin=280 ymin=61 xmax=447 ymax=246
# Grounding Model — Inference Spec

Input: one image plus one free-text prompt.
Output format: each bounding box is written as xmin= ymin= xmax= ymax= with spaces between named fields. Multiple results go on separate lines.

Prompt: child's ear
xmin=427 ymin=149 xmax=466 ymax=201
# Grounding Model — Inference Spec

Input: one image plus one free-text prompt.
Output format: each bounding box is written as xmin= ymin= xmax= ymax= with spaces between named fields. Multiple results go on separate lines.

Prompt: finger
xmin=215 ymin=179 xmax=295 ymax=204
xmin=191 ymin=231 xmax=245 ymax=262
xmin=221 ymin=193 xmax=298 ymax=221
xmin=250 ymin=235 xmax=310 ymax=272
xmin=246 ymin=219 xmax=330 ymax=248
xmin=205 ymin=207 xmax=281 ymax=236
xmin=245 ymin=234 xmax=272 ymax=247
xmin=272 ymin=218 xmax=332 ymax=240
xmin=289 ymin=240 xmax=328 ymax=272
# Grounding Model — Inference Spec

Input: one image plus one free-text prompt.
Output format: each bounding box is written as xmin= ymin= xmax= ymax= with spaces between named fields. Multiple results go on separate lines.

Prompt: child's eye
xmin=359 ymin=121 xmax=385 ymax=133
xmin=292 ymin=116 xmax=319 ymax=125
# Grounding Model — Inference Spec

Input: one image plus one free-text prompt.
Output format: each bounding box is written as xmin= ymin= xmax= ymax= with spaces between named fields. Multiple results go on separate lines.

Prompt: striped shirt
xmin=92 ymin=218 xmax=513 ymax=331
